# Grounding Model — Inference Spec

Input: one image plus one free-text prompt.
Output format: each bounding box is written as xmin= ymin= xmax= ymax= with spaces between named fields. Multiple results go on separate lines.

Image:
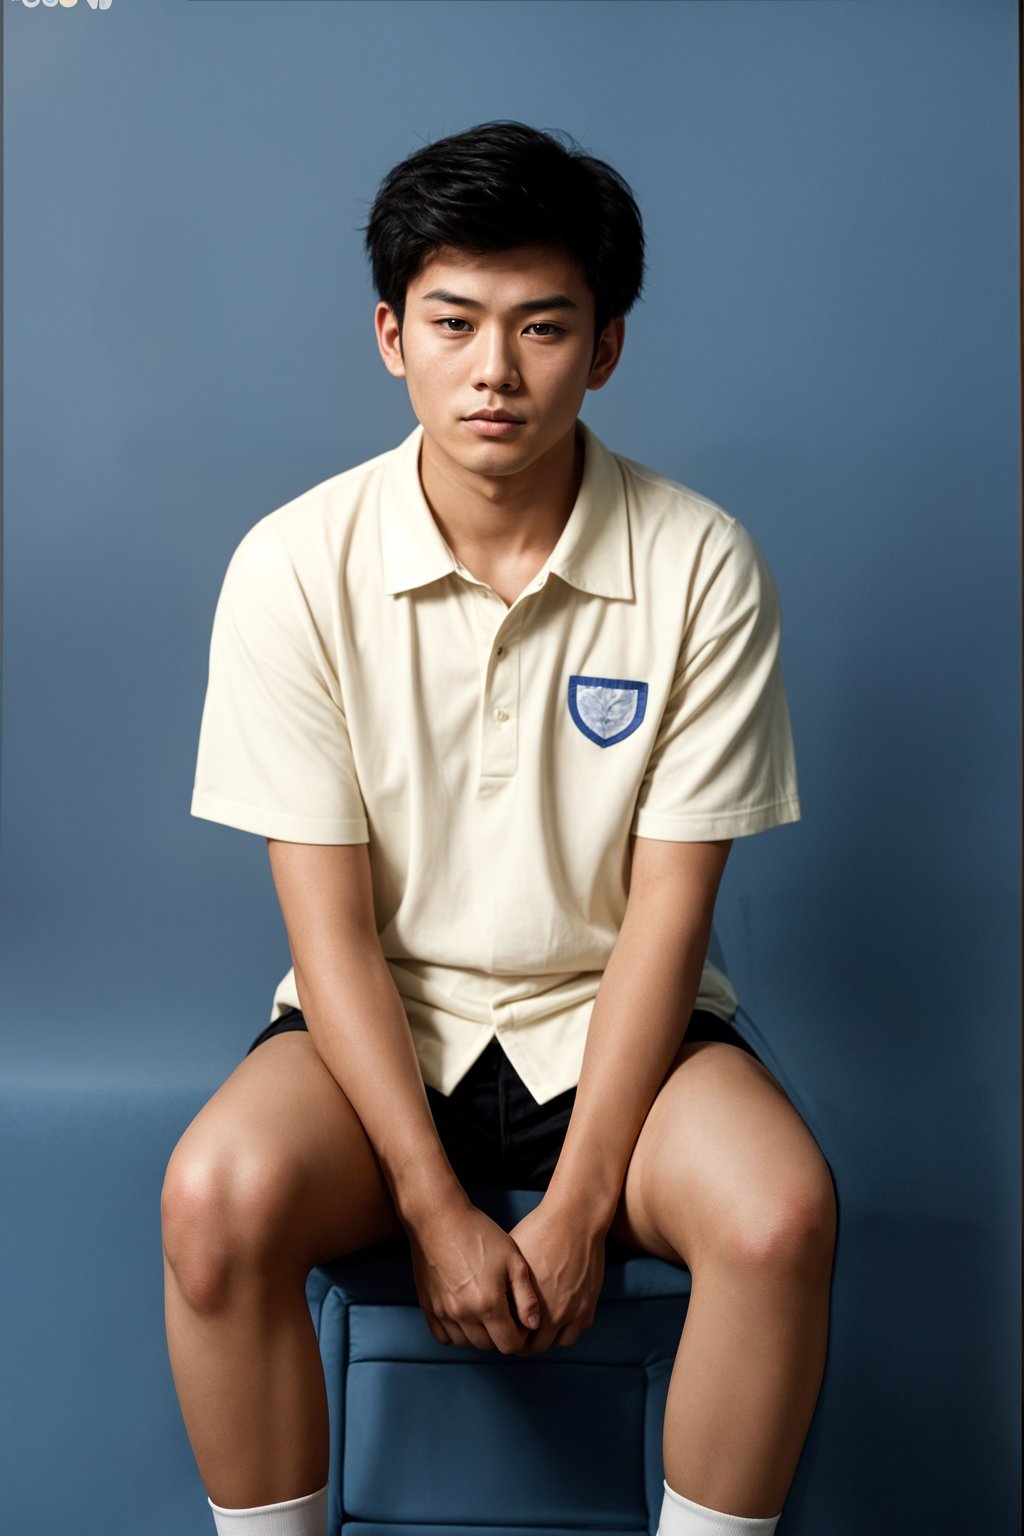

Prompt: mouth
xmin=462 ymin=411 xmax=526 ymax=438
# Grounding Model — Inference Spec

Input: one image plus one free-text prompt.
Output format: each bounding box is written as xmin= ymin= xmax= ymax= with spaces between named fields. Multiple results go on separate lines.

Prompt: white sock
xmin=658 ymin=1477 xmax=781 ymax=1535
xmin=208 ymin=1481 xmax=328 ymax=1536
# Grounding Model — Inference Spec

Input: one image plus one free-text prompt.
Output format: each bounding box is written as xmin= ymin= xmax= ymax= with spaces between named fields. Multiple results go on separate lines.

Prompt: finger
xmin=442 ymin=1319 xmax=471 ymax=1347
xmin=458 ymin=1317 xmax=496 ymax=1351
xmin=507 ymin=1264 xmax=541 ymax=1332
xmin=515 ymin=1326 xmax=557 ymax=1357
xmin=424 ymin=1315 xmax=451 ymax=1346
xmin=486 ymin=1302 xmax=531 ymax=1356
xmin=554 ymin=1325 xmax=582 ymax=1347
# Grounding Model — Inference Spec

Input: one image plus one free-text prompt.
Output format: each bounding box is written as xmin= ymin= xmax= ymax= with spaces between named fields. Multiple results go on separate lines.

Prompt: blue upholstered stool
xmin=305 ymin=1187 xmax=691 ymax=1536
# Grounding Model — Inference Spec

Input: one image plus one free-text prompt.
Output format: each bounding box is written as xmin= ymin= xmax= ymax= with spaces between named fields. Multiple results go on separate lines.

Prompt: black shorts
xmin=245 ymin=1006 xmax=763 ymax=1192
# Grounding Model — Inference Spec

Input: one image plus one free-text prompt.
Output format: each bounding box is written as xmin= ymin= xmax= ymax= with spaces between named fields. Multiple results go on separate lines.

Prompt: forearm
xmin=293 ymin=941 xmax=467 ymax=1233
xmin=544 ymin=899 xmax=714 ymax=1233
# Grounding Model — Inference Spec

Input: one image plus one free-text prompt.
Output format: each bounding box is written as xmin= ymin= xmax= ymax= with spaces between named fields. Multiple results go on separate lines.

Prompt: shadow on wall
xmin=783 ymin=1207 xmax=1011 ymax=1533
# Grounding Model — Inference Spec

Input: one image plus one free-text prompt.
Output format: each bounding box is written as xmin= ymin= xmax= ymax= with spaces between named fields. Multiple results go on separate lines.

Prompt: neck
xmin=418 ymin=422 xmax=584 ymax=573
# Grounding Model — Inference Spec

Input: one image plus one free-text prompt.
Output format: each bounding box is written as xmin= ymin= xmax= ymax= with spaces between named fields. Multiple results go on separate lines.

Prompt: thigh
xmin=607 ymin=1039 xmax=836 ymax=1270
xmin=162 ymin=1030 xmax=403 ymax=1276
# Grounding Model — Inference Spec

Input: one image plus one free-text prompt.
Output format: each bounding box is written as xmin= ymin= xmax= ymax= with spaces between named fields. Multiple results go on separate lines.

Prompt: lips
xmin=464 ymin=411 xmax=525 ymax=423
xmin=462 ymin=416 xmax=526 ymax=438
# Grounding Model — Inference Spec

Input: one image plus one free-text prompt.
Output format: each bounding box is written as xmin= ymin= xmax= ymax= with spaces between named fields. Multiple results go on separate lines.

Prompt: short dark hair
xmin=363 ymin=120 xmax=645 ymax=359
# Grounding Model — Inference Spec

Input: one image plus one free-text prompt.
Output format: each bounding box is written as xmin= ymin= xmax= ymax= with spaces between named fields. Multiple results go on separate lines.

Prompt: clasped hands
xmin=408 ymin=1192 xmax=607 ymax=1356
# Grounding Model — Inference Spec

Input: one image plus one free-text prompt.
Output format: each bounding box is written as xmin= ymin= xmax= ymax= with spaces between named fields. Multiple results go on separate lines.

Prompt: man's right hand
xmin=407 ymin=1193 xmax=542 ymax=1353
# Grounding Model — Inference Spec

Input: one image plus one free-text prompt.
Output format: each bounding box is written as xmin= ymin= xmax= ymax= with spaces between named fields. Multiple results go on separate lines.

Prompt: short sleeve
xmin=190 ymin=524 xmax=369 ymax=844
xmin=630 ymin=520 xmax=801 ymax=842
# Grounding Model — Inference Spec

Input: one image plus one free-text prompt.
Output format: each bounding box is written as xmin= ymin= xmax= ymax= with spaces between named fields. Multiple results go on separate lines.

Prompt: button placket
xmin=479 ymin=602 xmax=521 ymax=779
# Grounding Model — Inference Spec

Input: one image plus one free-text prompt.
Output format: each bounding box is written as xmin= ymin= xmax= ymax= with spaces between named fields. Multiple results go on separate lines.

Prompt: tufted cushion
xmin=306 ymin=1188 xmax=692 ymax=1536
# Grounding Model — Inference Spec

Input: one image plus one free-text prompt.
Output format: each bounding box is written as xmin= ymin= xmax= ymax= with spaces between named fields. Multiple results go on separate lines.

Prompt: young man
xmin=165 ymin=122 xmax=836 ymax=1536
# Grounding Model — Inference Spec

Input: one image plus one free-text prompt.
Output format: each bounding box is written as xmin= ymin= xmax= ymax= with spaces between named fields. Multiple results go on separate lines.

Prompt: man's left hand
xmin=506 ymin=1199 xmax=607 ymax=1354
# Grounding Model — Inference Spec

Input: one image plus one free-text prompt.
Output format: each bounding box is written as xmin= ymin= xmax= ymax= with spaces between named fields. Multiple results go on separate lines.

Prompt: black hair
xmin=363 ymin=120 xmax=645 ymax=362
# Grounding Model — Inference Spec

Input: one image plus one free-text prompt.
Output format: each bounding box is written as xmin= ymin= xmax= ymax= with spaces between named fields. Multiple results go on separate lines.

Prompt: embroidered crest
xmin=568 ymin=674 xmax=648 ymax=748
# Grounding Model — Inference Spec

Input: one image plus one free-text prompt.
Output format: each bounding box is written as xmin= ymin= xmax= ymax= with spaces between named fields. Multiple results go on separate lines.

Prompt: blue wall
xmin=2 ymin=1 xmax=1019 ymax=1532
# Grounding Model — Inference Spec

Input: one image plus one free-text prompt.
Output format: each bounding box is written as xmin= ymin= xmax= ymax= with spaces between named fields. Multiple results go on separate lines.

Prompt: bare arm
xmin=265 ymin=838 xmax=540 ymax=1351
xmin=267 ymin=838 xmax=458 ymax=1228
xmin=545 ymin=834 xmax=733 ymax=1231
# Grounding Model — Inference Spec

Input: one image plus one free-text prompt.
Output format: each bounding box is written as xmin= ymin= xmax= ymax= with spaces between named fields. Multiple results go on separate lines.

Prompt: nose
xmin=474 ymin=327 xmax=520 ymax=393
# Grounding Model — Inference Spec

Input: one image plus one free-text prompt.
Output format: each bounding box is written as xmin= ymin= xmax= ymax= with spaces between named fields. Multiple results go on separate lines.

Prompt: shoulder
xmin=220 ymin=439 xmax=397 ymax=596
xmin=242 ymin=439 xmax=394 ymax=555
xmin=609 ymin=443 xmax=770 ymax=587
xmin=614 ymin=447 xmax=734 ymax=529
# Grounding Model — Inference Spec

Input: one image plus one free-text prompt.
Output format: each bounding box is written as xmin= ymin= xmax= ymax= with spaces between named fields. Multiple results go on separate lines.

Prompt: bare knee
xmin=161 ymin=1136 xmax=303 ymax=1313
xmin=717 ymin=1167 xmax=837 ymax=1277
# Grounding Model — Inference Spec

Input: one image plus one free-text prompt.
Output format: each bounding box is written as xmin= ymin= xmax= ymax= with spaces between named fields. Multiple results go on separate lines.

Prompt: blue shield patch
xmin=568 ymin=674 xmax=648 ymax=748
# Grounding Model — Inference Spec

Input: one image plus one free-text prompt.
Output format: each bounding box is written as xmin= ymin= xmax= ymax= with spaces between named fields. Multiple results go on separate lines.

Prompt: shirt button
xmin=496 ymin=646 xmax=505 ymax=658
xmin=494 ymin=707 xmax=509 ymax=722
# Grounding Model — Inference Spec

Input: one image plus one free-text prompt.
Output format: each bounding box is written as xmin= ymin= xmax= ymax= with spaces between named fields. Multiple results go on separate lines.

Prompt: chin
xmin=459 ymin=448 xmax=531 ymax=477
xmin=446 ymin=427 xmax=533 ymax=460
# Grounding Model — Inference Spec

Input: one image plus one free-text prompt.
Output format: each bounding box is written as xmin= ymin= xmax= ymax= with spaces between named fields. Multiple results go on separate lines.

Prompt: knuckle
xmin=459 ymin=1285 xmax=489 ymax=1319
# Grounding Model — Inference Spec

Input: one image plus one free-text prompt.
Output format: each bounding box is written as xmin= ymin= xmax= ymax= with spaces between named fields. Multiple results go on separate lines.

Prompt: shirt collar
xmin=378 ymin=418 xmax=633 ymax=602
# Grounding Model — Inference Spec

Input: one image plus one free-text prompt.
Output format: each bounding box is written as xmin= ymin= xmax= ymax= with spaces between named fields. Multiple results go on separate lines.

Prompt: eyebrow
xmin=419 ymin=288 xmax=579 ymax=315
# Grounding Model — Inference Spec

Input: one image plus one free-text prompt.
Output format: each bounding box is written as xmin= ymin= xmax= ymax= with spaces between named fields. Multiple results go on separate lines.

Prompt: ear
xmin=374 ymin=302 xmax=406 ymax=379
xmin=586 ymin=316 xmax=626 ymax=393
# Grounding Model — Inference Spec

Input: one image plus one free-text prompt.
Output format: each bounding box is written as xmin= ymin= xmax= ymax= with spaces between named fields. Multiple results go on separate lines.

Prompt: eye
xmin=525 ymin=323 xmax=562 ymax=337
xmin=436 ymin=318 xmax=472 ymax=333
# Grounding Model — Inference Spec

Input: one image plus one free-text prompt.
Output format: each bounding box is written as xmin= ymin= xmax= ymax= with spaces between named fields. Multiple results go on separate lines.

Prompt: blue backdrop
xmin=2 ymin=2 xmax=1019 ymax=1533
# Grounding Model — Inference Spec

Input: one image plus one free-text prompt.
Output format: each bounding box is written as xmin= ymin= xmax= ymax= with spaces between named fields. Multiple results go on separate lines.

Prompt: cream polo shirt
xmin=191 ymin=419 xmax=801 ymax=1103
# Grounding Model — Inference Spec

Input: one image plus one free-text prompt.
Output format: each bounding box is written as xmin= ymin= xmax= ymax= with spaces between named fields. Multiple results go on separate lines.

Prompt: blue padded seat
xmin=306 ymin=1187 xmax=692 ymax=1536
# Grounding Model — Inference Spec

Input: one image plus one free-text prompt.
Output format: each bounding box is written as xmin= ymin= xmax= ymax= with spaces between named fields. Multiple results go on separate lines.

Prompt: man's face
xmin=374 ymin=244 xmax=624 ymax=481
